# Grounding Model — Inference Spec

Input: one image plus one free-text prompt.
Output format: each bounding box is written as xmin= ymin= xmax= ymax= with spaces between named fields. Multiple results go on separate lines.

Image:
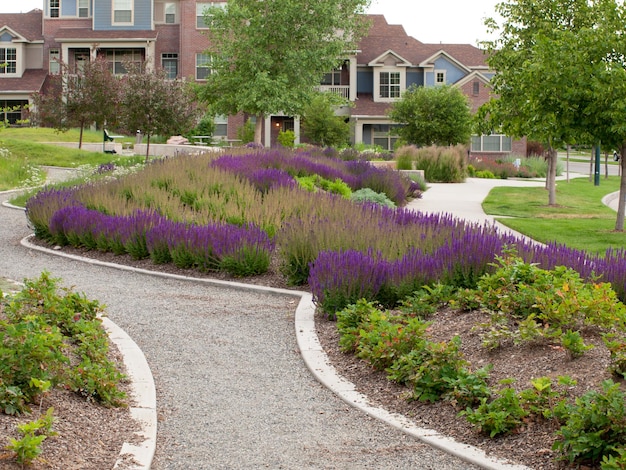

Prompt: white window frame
xmin=196 ymin=2 xmax=226 ymax=29
xmin=78 ymin=0 xmax=90 ymax=18
xmin=435 ymin=69 xmax=446 ymax=85
xmin=106 ymin=49 xmax=142 ymax=75
xmin=49 ymin=49 xmax=60 ymax=74
xmin=164 ymin=3 xmax=176 ymax=24
xmin=471 ymin=134 xmax=513 ymax=153
xmin=214 ymin=115 xmax=228 ymax=137
xmin=321 ymin=68 xmax=341 ymax=86
xmin=195 ymin=53 xmax=212 ymax=80
xmin=161 ymin=53 xmax=178 ymax=79
xmin=112 ymin=0 xmax=133 ymax=25
xmin=375 ymin=68 xmax=404 ymax=102
xmin=49 ymin=0 xmax=60 ymax=18
xmin=0 ymin=48 xmax=18 ymax=75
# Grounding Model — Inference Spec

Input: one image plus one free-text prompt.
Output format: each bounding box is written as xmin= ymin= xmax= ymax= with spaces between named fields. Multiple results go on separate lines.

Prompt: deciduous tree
xmin=388 ymin=84 xmax=472 ymax=147
xmin=480 ymin=0 xmax=595 ymax=206
xmin=200 ymin=0 xmax=370 ymax=145
xmin=120 ymin=65 xmax=200 ymax=160
xmin=301 ymin=93 xmax=350 ymax=148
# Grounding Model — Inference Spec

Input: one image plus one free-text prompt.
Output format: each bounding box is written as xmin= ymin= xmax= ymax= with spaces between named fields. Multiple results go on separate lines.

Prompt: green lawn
xmin=0 ymin=127 xmax=143 ymax=191
xmin=483 ymin=177 xmax=625 ymax=254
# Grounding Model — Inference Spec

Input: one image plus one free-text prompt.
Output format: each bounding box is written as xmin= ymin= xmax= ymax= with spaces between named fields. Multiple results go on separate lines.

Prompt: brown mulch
xmin=2 ymin=241 xmax=624 ymax=469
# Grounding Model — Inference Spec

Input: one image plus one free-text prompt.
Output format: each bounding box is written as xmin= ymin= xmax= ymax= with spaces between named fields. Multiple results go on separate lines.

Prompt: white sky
xmin=3 ymin=0 xmax=501 ymax=46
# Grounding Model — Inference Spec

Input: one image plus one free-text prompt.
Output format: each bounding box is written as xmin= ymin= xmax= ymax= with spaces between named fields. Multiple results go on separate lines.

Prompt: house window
xmin=321 ymin=69 xmax=341 ymax=86
xmin=113 ymin=0 xmax=133 ymax=24
xmin=162 ymin=53 xmax=178 ymax=79
xmin=196 ymin=2 xmax=225 ymax=29
xmin=214 ymin=115 xmax=227 ymax=137
xmin=0 ymin=48 xmax=17 ymax=74
xmin=380 ymin=72 xmax=400 ymax=99
xmin=196 ymin=53 xmax=212 ymax=80
xmin=372 ymin=124 xmax=400 ymax=151
xmin=435 ymin=70 xmax=446 ymax=85
xmin=471 ymin=134 xmax=513 ymax=152
xmin=106 ymin=49 xmax=142 ymax=75
xmin=165 ymin=3 xmax=176 ymax=23
xmin=49 ymin=0 xmax=60 ymax=18
xmin=49 ymin=49 xmax=60 ymax=74
xmin=78 ymin=0 xmax=89 ymax=17
xmin=0 ymin=100 xmax=28 ymax=125
xmin=472 ymin=81 xmax=480 ymax=96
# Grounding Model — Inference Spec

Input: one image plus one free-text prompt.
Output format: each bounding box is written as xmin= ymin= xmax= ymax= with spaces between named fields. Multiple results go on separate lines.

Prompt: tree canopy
xmin=482 ymin=0 xmax=626 ymax=227
xmin=301 ymin=93 xmax=350 ymax=148
xmin=120 ymin=65 xmax=201 ymax=160
xmin=200 ymin=0 xmax=371 ymax=143
xmin=32 ymin=58 xmax=120 ymax=148
xmin=388 ymin=84 xmax=472 ymax=147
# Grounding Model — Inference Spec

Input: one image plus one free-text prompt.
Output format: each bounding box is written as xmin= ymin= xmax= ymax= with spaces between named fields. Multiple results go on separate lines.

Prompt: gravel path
xmin=0 ymin=191 xmax=479 ymax=469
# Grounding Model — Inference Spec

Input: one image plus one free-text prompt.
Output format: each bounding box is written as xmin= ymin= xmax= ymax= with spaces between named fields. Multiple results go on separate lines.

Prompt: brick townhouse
xmin=0 ymin=1 xmax=524 ymax=156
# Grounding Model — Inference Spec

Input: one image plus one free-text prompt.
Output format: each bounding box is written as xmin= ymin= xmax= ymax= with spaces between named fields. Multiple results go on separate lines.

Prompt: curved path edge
xmin=20 ymin=234 xmax=529 ymax=470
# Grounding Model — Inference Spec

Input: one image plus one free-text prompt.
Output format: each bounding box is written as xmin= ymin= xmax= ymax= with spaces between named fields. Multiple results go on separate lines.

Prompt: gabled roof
xmin=454 ymin=71 xmax=492 ymax=88
xmin=418 ymin=50 xmax=472 ymax=73
xmin=0 ymin=9 xmax=43 ymax=43
xmin=357 ymin=15 xmax=489 ymax=70
xmin=368 ymin=49 xmax=412 ymax=67
xmin=0 ymin=69 xmax=48 ymax=94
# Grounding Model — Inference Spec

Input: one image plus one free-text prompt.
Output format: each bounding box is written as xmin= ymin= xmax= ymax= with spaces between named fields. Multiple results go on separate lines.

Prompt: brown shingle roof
xmin=0 ymin=69 xmax=48 ymax=94
xmin=351 ymin=94 xmax=391 ymax=118
xmin=0 ymin=9 xmax=43 ymax=42
xmin=358 ymin=15 xmax=488 ymax=68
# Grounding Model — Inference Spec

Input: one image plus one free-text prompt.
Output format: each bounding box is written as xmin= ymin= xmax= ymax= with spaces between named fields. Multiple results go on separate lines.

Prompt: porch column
xmin=264 ymin=115 xmax=272 ymax=147
xmin=294 ymin=116 xmax=301 ymax=145
xmin=349 ymin=57 xmax=357 ymax=102
xmin=353 ymin=118 xmax=363 ymax=145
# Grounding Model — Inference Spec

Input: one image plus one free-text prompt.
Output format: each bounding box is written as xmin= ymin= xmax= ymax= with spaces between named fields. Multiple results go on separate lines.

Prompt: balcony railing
xmin=318 ymin=85 xmax=350 ymax=99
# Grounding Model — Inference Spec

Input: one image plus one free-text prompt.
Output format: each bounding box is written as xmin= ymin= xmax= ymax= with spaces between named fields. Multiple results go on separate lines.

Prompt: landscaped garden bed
xmin=18 ymin=147 xmax=626 ymax=468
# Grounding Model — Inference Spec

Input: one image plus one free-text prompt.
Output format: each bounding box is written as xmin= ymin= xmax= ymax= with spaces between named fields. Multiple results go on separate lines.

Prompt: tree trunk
xmin=547 ymin=147 xmax=558 ymax=206
xmin=145 ymin=134 xmax=151 ymax=163
xmin=79 ymin=122 xmax=84 ymax=149
xmin=566 ymin=144 xmax=570 ymax=183
xmin=254 ymin=114 xmax=263 ymax=146
xmin=615 ymin=145 xmax=626 ymax=231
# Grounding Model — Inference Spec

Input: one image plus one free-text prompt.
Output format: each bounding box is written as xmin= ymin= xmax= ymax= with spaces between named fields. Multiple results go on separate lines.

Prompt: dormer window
xmin=435 ymin=70 xmax=446 ymax=85
xmin=380 ymin=71 xmax=400 ymax=98
xmin=0 ymin=48 xmax=17 ymax=74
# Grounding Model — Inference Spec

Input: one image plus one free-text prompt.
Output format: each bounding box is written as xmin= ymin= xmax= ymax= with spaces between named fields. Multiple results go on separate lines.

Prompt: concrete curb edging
xmin=103 ymin=318 xmax=157 ymax=470
xmin=293 ymin=293 xmax=530 ymax=470
xmin=20 ymin=234 xmax=530 ymax=470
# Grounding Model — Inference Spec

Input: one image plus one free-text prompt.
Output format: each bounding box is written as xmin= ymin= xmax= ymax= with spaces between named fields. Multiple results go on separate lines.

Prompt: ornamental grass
xmin=24 ymin=148 xmax=626 ymax=312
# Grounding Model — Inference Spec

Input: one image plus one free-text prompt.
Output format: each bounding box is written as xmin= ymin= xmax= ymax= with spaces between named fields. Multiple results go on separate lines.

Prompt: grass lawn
xmin=483 ymin=176 xmax=625 ymax=254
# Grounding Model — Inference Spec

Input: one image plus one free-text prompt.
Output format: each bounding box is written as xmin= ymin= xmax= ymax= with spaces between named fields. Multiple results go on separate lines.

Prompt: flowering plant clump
xmin=24 ymin=148 xmax=626 ymax=308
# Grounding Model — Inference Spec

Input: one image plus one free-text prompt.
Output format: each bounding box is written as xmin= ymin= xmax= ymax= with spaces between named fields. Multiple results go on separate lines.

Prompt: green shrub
xmin=350 ymin=188 xmax=396 ymax=207
xmin=554 ymin=380 xmax=626 ymax=465
xmin=277 ymin=130 xmax=295 ymax=148
xmin=395 ymin=151 xmax=413 ymax=170
xmin=462 ymin=384 xmax=528 ymax=437
xmin=236 ymin=119 xmax=255 ymax=144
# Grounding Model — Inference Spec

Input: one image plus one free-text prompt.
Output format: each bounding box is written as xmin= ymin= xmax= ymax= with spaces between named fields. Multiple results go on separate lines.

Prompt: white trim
xmin=419 ymin=50 xmax=472 ymax=74
xmin=368 ymin=49 xmax=412 ymax=67
xmin=112 ymin=0 xmax=134 ymax=26
xmin=374 ymin=68 xmax=405 ymax=103
xmin=434 ymin=69 xmax=446 ymax=85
